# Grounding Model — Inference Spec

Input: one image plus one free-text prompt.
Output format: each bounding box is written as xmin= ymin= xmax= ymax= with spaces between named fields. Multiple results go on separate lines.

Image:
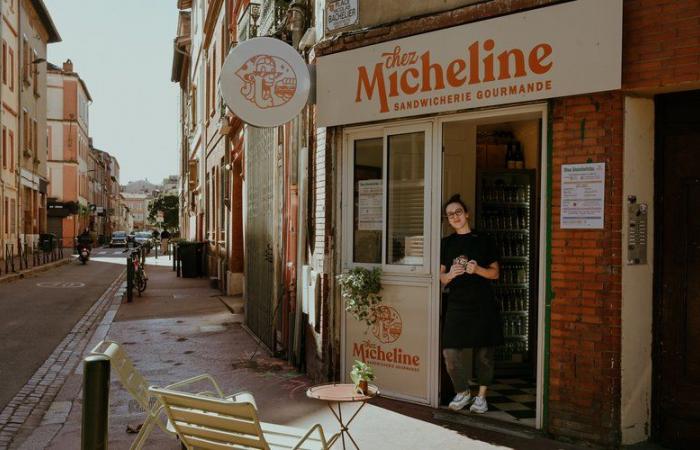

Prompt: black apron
xmin=440 ymin=232 xmax=503 ymax=348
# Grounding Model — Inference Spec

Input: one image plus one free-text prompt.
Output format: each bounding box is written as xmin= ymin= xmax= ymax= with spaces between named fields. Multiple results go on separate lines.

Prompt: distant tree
xmin=147 ymin=194 xmax=179 ymax=231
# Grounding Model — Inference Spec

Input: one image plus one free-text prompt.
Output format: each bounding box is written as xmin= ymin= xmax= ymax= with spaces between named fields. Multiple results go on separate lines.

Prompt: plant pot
xmin=358 ymin=380 xmax=368 ymax=395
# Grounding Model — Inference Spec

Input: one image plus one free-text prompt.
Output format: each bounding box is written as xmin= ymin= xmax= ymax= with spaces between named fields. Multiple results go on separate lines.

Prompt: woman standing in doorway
xmin=440 ymin=193 xmax=502 ymax=413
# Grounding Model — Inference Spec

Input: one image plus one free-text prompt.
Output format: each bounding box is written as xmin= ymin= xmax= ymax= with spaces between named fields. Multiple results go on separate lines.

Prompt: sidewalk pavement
xmin=13 ymin=255 xmax=585 ymax=450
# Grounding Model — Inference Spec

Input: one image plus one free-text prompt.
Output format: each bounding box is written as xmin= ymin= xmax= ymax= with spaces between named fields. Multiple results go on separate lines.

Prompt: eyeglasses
xmin=445 ymin=209 xmax=465 ymax=220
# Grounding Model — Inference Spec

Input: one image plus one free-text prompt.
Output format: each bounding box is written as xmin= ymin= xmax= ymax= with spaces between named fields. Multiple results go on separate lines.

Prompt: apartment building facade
xmin=46 ymin=59 xmax=92 ymax=247
xmin=174 ymin=0 xmax=700 ymax=447
xmin=17 ymin=0 xmax=60 ymax=244
xmin=121 ymin=192 xmax=149 ymax=231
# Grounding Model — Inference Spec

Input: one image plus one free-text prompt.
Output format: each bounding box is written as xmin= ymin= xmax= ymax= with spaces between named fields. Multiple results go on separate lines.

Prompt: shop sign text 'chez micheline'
xmin=317 ymin=0 xmax=622 ymax=127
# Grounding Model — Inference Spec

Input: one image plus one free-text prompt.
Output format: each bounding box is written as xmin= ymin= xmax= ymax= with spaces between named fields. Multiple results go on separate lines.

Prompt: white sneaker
xmin=448 ymin=391 xmax=472 ymax=411
xmin=469 ymin=396 xmax=488 ymax=414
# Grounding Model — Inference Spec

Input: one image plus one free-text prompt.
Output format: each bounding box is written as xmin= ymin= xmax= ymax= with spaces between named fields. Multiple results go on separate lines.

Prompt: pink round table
xmin=307 ymin=383 xmax=379 ymax=449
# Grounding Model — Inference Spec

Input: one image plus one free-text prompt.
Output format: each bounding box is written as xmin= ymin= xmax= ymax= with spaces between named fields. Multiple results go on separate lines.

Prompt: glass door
xmin=342 ymin=122 xmax=434 ymax=404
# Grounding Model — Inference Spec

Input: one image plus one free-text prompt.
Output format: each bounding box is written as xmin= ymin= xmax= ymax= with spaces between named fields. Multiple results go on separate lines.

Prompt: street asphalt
xmin=0 ymin=247 xmax=125 ymax=411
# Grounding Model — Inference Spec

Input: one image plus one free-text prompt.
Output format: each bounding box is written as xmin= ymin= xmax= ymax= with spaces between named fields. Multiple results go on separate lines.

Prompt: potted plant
xmin=336 ymin=267 xmax=383 ymax=328
xmin=350 ymin=360 xmax=374 ymax=395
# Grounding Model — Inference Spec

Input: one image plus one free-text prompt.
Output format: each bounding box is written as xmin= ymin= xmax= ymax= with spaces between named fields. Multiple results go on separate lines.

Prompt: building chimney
xmin=63 ymin=59 xmax=73 ymax=72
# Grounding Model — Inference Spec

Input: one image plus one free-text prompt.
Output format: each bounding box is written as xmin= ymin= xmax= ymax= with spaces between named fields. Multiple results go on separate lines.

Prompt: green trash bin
xmin=39 ymin=233 xmax=56 ymax=252
xmin=178 ymin=242 xmax=198 ymax=278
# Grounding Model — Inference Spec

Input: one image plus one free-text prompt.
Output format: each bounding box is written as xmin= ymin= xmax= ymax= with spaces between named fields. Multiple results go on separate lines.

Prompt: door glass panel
xmin=353 ymin=138 xmax=383 ymax=264
xmin=387 ymin=132 xmax=425 ymax=265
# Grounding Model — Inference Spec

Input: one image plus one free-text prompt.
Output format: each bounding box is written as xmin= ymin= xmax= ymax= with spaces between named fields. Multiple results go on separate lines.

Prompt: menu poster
xmin=358 ymin=179 xmax=383 ymax=231
xmin=560 ymin=162 xmax=605 ymax=229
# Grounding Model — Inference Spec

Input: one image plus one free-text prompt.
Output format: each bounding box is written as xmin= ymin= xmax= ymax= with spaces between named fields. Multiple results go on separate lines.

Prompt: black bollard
xmin=81 ymin=355 xmax=110 ymax=450
xmin=127 ymin=254 xmax=134 ymax=303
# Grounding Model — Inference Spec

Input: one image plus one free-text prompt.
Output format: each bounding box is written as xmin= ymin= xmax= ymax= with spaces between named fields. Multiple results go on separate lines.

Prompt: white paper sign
xmin=317 ymin=0 xmax=622 ymax=127
xmin=326 ymin=0 xmax=358 ymax=32
xmin=561 ymin=163 xmax=605 ymax=229
xmin=358 ymin=179 xmax=382 ymax=230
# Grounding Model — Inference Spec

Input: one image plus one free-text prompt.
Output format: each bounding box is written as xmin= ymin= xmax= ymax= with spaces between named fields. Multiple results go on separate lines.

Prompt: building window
xmin=353 ymin=137 xmax=383 ymax=264
xmin=22 ymin=36 xmax=30 ymax=85
xmin=32 ymin=119 xmax=37 ymax=156
xmin=32 ymin=50 xmax=39 ymax=97
xmin=4 ymin=198 xmax=8 ymax=234
xmin=9 ymin=48 xmax=15 ymax=91
xmin=2 ymin=41 xmax=6 ymax=85
xmin=1 ymin=127 xmax=6 ymax=169
xmin=8 ymin=131 xmax=14 ymax=172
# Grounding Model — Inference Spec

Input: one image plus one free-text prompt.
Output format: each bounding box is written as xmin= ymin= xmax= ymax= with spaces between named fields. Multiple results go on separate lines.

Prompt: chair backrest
xmin=91 ymin=340 xmax=151 ymax=412
xmin=150 ymin=387 xmax=269 ymax=450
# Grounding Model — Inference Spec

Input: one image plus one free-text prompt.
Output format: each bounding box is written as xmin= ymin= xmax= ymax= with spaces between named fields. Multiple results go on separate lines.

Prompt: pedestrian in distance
xmin=160 ymin=229 xmax=171 ymax=255
xmin=440 ymin=193 xmax=503 ymax=414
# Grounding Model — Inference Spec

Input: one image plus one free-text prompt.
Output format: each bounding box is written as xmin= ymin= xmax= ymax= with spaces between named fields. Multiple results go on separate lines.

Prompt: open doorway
xmin=439 ymin=113 xmax=542 ymax=427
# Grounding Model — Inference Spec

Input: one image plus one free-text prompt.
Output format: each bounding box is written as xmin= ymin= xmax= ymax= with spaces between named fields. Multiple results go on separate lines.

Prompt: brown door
xmin=655 ymin=91 xmax=700 ymax=447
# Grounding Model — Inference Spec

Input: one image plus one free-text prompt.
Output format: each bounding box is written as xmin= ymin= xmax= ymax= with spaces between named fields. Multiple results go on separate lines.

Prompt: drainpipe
xmin=0 ymin=6 xmax=5 ymax=258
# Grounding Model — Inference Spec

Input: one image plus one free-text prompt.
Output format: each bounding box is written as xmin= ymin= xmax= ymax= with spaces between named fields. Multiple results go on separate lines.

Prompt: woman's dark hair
xmin=443 ymin=194 xmax=469 ymax=214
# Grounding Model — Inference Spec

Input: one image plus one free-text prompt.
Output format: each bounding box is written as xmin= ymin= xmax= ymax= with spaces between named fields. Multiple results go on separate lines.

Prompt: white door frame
xmin=339 ymin=102 xmax=549 ymax=429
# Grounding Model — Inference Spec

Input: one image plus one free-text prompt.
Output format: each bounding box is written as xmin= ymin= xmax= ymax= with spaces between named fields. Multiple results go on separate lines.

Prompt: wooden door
xmin=655 ymin=91 xmax=700 ymax=447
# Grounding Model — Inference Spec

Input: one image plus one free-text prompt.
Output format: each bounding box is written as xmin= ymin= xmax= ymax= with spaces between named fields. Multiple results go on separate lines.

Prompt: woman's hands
xmin=449 ymin=263 xmax=466 ymax=280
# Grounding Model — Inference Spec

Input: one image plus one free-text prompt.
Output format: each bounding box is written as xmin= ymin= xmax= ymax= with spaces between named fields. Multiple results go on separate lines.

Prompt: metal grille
xmin=245 ymin=126 xmax=276 ymax=350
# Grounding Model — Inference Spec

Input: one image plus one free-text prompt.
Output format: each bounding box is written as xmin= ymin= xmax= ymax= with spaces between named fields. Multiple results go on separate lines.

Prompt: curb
xmin=0 ymin=257 xmax=73 ymax=285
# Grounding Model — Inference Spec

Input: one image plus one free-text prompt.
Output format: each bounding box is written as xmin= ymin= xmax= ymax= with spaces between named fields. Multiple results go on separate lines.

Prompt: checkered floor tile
xmin=486 ymin=378 xmax=536 ymax=424
xmin=449 ymin=378 xmax=537 ymax=427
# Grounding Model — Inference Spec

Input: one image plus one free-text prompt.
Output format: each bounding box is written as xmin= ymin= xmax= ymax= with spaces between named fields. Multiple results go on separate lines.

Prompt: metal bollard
xmin=126 ymin=254 xmax=134 ymax=303
xmin=81 ymin=355 xmax=110 ymax=450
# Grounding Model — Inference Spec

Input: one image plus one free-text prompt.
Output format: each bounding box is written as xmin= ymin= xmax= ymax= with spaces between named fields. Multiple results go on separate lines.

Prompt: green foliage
xmin=350 ymin=360 xmax=375 ymax=386
xmin=147 ymin=194 xmax=179 ymax=231
xmin=336 ymin=267 xmax=383 ymax=327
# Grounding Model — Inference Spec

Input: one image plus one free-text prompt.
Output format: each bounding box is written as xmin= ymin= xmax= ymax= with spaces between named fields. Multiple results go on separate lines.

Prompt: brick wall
xmin=549 ymin=91 xmax=624 ymax=446
xmin=316 ymin=0 xmax=568 ymax=57
xmin=623 ymin=0 xmax=700 ymax=92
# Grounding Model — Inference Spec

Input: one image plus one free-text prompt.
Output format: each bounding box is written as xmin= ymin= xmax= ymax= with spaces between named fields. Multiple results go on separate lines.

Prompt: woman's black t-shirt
xmin=440 ymin=232 xmax=503 ymax=348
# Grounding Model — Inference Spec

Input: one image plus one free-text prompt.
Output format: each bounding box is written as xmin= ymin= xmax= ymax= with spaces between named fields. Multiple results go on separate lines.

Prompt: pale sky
xmin=44 ymin=0 xmax=180 ymax=184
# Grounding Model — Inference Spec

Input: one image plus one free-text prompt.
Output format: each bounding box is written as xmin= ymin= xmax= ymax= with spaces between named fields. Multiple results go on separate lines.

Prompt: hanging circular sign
xmin=220 ymin=37 xmax=310 ymax=128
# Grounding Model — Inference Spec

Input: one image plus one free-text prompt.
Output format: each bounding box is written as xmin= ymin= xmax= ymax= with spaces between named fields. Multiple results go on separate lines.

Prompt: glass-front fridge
xmin=476 ymin=169 xmax=538 ymax=376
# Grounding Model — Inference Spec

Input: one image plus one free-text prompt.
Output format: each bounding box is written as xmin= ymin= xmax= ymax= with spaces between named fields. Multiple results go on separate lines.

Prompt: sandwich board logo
xmin=371 ymin=305 xmax=402 ymax=344
xmin=236 ymin=55 xmax=297 ymax=109
xmin=221 ymin=37 xmax=310 ymax=128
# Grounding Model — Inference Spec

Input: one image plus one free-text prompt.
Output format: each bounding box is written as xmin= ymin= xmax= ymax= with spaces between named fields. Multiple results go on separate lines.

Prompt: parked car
xmin=127 ymin=231 xmax=136 ymax=244
xmin=109 ymin=231 xmax=128 ymax=248
xmin=134 ymin=231 xmax=153 ymax=248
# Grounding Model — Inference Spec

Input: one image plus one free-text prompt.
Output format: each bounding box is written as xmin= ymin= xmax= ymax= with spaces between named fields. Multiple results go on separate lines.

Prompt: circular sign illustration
xmin=220 ymin=37 xmax=311 ymax=128
xmin=371 ymin=305 xmax=402 ymax=344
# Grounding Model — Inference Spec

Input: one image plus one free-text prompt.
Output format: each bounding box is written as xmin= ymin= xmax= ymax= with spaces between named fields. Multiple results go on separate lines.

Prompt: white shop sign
xmin=561 ymin=163 xmax=606 ymax=229
xmin=220 ymin=37 xmax=311 ymax=128
xmin=317 ymin=0 xmax=622 ymax=127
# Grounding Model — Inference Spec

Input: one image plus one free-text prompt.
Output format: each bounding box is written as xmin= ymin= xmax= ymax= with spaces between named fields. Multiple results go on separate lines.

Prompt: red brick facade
xmin=623 ymin=0 xmax=700 ymax=92
xmin=549 ymin=92 xmax=624 ymax=445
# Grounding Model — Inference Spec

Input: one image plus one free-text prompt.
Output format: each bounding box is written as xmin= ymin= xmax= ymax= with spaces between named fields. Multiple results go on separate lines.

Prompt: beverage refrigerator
xmin=476 ymin=169 xmax=538 ymax=376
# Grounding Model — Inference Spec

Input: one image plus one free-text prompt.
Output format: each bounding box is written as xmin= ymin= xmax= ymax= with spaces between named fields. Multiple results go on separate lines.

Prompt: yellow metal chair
xmin=150 ymin=386 xmax=332 ymax=450
xmin=90 ymin=340 xmax=253 ymax=450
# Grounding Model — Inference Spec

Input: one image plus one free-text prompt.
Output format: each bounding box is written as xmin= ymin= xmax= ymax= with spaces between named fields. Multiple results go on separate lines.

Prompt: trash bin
xmin=178 ymin=241 xmax=206 ymax=278
xmin=39 ymin=233 xmax=56 ymax=252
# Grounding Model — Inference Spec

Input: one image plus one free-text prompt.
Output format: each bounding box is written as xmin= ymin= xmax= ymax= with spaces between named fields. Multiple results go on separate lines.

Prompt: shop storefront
xmin=316 ymin=0 xmax=622 ymax=434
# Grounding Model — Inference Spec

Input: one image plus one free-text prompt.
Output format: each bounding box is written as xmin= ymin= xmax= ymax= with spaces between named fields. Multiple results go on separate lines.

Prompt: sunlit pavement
xmin=8 ymin=252 xmax=583 ymax=450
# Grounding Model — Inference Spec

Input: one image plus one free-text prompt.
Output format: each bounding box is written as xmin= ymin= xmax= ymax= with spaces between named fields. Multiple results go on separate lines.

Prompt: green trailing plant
xmin=336 ymin=267 xmax=383 ymax=327
xmin=350 ymin=360 xmax=375 ymax=394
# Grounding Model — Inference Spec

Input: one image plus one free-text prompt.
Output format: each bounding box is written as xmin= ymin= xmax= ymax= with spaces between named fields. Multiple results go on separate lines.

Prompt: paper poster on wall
xmin=358 ymin=179 xmax=382 ymax=230
xmin=326 ymin=0 xmax=359 ymax=32
xmin=561 ymin=163 xmax=605 ymax=229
